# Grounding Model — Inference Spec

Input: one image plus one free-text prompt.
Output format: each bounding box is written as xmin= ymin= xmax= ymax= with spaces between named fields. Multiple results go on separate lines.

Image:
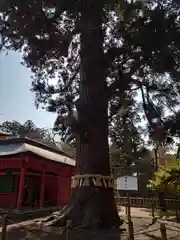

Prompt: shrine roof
xmin=0 ymin=137 xmax=75 ymax=166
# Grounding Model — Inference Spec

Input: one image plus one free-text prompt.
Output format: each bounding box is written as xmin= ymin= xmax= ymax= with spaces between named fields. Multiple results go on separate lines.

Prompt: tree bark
xmin=50 ymin=1 xmax=121 ymax=229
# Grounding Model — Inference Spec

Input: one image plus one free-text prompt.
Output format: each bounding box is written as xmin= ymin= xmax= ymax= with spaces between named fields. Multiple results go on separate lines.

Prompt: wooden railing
xmin=116 ymin=197 xmax=180 ymax=209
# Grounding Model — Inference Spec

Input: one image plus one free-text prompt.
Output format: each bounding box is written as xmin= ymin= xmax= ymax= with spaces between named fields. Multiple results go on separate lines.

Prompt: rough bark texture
xmin=47 ymin=1 xmax=121 ymax=229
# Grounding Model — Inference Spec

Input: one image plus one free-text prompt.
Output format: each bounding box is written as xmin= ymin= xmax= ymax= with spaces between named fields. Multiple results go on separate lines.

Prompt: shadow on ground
xmin=4 ymin=227 xmax=124 ymax=240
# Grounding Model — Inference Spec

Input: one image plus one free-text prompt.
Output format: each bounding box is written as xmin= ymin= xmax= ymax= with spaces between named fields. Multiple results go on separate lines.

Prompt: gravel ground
xmin=1 ymin=208 xmax=180 ymax=240
xmin=121 ymin=216 xmax=180 ymax=239
xmin=4 ymin=218 xmax=180 ymax=240
xmin=0 ymin=206 xmax=58 ymax=227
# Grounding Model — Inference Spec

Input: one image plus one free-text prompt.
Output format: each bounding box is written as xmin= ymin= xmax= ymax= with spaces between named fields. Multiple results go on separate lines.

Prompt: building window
xmin=0 ymin=175 xmax=15 ymax=193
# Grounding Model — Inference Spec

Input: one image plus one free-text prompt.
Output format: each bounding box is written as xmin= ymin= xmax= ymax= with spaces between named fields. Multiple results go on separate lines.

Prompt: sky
xmin=0 ymin=51 xmax=56 ymax=129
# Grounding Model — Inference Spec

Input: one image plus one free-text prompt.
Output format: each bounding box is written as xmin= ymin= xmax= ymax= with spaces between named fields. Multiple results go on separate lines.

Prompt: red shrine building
xmin=0 ymin=130 xmax=75 ymax=209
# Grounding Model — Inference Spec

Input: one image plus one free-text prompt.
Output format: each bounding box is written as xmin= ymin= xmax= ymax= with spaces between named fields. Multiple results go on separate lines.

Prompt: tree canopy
xmin=1 ymin=0 xmax=180 ymax=140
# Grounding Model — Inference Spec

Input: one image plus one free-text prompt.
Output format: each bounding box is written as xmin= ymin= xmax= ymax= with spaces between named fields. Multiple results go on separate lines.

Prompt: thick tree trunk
xmin=50 ymin=1 xmax=121 ymax=229
xmin=70 ymin=1 xmax=120 ymax=229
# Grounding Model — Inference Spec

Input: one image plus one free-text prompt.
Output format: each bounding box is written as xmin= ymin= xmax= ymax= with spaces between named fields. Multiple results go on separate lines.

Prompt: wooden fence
xmin=116 ymin=197 xmax=180 ymax=209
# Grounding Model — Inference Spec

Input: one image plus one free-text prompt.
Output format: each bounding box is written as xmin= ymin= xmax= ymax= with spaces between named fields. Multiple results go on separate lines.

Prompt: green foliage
xmin=109 ymin=93 xmax=155 ymax=177
xmin=110 ymin=97 xmax=144 ymax=174
xmin=147 ymin=157 xmax=180 ymax=192
xmin=1 ymin=0 xmax=180 ymax=143
xmin=0 ymin=120 xmax=54 ymax=142
xmin=110 ymin=146 xmax=153 ymax=176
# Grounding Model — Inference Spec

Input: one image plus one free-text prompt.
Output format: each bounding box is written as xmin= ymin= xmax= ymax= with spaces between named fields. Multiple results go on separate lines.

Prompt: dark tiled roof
xmin=0 ymin=137 xmax=73 ymax=159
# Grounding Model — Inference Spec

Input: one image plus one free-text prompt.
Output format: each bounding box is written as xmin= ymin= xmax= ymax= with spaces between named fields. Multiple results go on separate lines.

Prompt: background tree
xmin=109 ymin=94 xmax=143 ymax=174
xmin=0 ymin=120 xmax=54 ymax=142
xmin=109 ymin=99 xmax=154 ymax=196
xmin=0 ymin=121 xmax=23 ymax=136
xmin=1 ymin=0 xmax=180 ymax=229
xmin=148 ymin=155 xmax=180 ymax=195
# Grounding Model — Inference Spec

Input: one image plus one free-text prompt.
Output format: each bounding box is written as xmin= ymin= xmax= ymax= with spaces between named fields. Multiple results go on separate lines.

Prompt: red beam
xmin=39 ymin=170 xmax=45 ymax=208
xmin=16 ymin=165 xmax=25 ymax=209
xmin=0 ymin=157 xmax=23 ymax=169
xmin=57 ymin=176 xmax=61 ymax=206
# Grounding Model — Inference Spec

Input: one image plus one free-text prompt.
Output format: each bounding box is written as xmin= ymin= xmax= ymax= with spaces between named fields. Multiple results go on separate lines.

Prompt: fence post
xmin=151 ymin=200 xmax=156 ymax=224
xmin=126 ymin=196 xmax=131 ymax=221
xmin=175 ymin=200 xmax=180 ymax=223
xmin=128 ymin=220 xmax=134 ymax=240
xmin=1 ymin=215 xmax=8 ymax=240
xmin=125 ymin=197 xmax=134 ymax=240
xmin=175 ymin=208 xmax=179 ymax=222
xmin=66 ymin=220 xmax=72 ymax=240
xmin=125 ymin=201 xmax=128 ymax=216
xmin=160 ymin=223 xmax=167 ymax=240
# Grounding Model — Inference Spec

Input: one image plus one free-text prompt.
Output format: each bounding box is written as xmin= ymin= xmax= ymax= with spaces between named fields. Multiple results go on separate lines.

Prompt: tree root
xmin=40 ymin=188 xmax=123 ymax=230
xmin=40 ymin=202 xmax=78 ymax=226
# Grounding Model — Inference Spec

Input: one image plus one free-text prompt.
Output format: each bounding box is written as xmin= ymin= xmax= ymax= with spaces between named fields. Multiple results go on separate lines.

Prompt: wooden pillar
xmin=57 ymin=175 xmax=61 ymax=207
xmin=16 ymin=166 xmax=25 ymax=209
xmin=39 ymin=170 xmax=45 ymax=208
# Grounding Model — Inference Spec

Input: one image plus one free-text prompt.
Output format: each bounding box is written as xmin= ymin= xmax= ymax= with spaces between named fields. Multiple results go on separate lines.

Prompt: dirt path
xmin=0 ymin=206 xmax=58 ymax=227
xmin=4 ymin=218 xmax=180 ymax=240
xmin=1 ymin=208 xmax=180 ymax=239
xmin=121 ymin=217 xmax=180 ymax=239
xmin=119 ymin=207 xmax=151 ymax=218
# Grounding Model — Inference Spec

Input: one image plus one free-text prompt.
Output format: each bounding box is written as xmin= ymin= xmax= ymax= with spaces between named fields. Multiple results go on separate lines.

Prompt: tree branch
xmin=62 ymin=65 xmax=80 ymax=92
xmin=105 ymin=46 xmax=141 ymax=69
xmin=105 ymin=46 xmax=130 ymax=67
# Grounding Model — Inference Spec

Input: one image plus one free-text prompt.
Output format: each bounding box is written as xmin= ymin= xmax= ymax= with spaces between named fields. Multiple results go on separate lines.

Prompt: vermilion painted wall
xmin=43 ymin=164 xmax=74 ymax=205
xmin=0 ymin=155 xmax=75 ymax=207
xmin=44 ymin=176 xmax=72 ymax=205
xmin=58 ymin=176 xmax=72 ymax=205
xmin=0 ymin=175 xmax=19 ymax=207
xmin=45 ymin=176 xmax=58 ymax=205
xmin=0 ymin=157 xmax=22 ymax=169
